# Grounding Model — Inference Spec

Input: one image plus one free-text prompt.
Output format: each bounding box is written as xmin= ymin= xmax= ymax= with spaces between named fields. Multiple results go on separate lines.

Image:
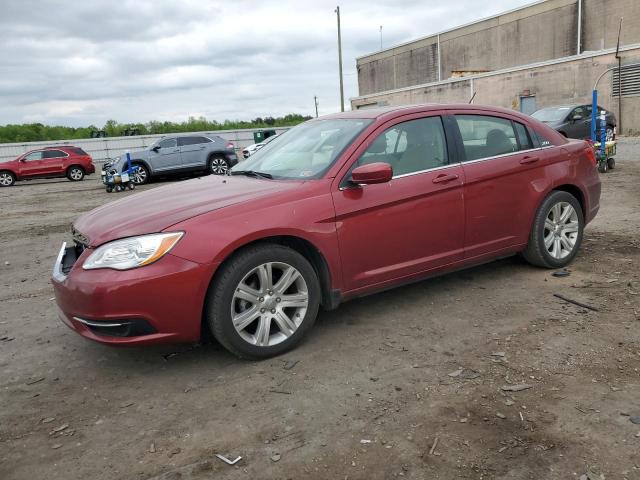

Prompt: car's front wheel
xmin=522 ymin=191 xmax=584 ymax=268
xmin=206 ymin=244 xmax=320 ymax=359
xmin=0 ymin=171 xmax=16 ymax=187
xmin=209 ymin=155 xmax=230 ymax=175
xmin=132 ymin=163 xmax=149 ymax=184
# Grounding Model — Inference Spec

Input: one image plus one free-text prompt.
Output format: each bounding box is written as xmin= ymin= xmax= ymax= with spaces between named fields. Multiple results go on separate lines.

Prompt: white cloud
xmin=0 ymin=0 xmax=532 ymax=126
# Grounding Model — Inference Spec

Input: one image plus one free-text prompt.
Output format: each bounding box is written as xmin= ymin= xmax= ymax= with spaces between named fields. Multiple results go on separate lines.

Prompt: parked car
xmin=0 ymin=146 xmax=95 ymax=187
xmin=53 ymin=104 xmax=600 ymax=359
xmin=531 ymin=104 xmax=616 ymax=141
xmin=104 ymin=134 xmax=238 ymax=184
xmin=242 ymin=134 xmax=280 ymax=159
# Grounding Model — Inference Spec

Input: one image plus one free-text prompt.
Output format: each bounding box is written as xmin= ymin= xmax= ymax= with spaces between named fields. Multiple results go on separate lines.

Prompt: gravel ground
xmin=0 ymin=140 xmax=639 ymax=479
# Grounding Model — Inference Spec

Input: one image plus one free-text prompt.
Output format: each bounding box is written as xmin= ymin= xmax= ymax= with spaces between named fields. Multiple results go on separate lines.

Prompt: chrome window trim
xmin=392 ymin=161 xmax=459 ymax=179
xmin=460 ymin=146 xmax=544 ymax=166
xmin=45 ymin=149 xmax=70 ymax=159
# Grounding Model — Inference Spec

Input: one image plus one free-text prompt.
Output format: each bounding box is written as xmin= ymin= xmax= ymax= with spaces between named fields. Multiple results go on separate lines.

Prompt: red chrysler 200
xmin=52 ymin=104 xmax=600 ymax=359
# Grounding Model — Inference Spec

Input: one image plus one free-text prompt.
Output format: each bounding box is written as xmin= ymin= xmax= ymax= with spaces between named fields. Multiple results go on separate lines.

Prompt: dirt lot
xmin=1 ymin=143 xmax=639 ymax=480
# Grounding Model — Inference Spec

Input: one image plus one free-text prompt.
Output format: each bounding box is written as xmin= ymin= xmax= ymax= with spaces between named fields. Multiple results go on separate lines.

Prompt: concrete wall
xmin=357 ymin=0 xmax=640 ymax=96
xmin=0 ymin=127 xmax=290 ymax=165
xmin=352 ymin=47 xmax=640 ymax=135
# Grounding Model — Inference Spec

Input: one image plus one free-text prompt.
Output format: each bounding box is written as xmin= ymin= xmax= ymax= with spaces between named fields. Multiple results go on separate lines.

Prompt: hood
xmin=74 ymin=175 xmax=303 ymax=247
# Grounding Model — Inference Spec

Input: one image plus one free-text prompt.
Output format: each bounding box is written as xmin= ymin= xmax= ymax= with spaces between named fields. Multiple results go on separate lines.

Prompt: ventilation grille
xmin=612 ymin=63 xmax=640 ymax=97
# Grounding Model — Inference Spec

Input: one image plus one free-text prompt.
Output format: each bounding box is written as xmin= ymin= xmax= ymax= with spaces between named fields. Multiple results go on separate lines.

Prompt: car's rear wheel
xmin=206 ymin=244 xmax=320 ymax=359
xmin=132 ymin=163 xmax=149 ymax=184
xmin=67 ymin=166 xmax=85 ymax=181
xmin=209 ymin=155 xmax=230 ymax=175
xmin=0 ymin=171 xmax=16 ymax=187
xmin=522 ymin=191 xmax=584 ymax=268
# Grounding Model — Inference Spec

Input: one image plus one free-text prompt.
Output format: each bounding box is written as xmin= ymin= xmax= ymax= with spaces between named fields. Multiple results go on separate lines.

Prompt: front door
xmin=150 ymin=137 xmax=181 ymax=171
xmin=451 ymin=112 xmax=547 ymax=258
xmin=332 ymin=114 xmax=465 ymax=293
xmin=565 ymin=106 xmax=591 ymax=139
xmin=19 ymin=151 xmax=46 ymax=177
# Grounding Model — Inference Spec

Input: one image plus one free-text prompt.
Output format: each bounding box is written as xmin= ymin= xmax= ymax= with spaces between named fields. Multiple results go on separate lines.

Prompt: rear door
xmin=19 ymin=151 xmax=46 ymax=177
xmin=41 ymin=149 xmax=67 ymax=175
xmin=451 ymin=112 xmax=546 ymax=259
xmin=178 ymin=136 xmax=210 ymax=168
xmin=332 ymin=113 xmax=465 ymax=292
xmin=149 ymin=137 xmax=181 ymax=171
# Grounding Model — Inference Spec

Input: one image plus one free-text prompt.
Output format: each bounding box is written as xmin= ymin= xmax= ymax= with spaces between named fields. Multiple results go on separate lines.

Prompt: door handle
xmin=520 ymin=156 xmax=539 ymax=165
xmin=432 ymin=173 xmax=459 ymax=184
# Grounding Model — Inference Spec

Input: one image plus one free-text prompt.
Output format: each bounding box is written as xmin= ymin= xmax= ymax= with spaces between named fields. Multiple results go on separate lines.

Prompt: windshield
xmin=232 ymin=119 xmax=372 ymax=179
xmin=531 ymin=107 xmax=571 ymax=122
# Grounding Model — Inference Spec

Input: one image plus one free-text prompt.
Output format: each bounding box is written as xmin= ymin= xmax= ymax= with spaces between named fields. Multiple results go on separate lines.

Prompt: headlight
xmin=82 ymin=232 xmax=183 ymax=270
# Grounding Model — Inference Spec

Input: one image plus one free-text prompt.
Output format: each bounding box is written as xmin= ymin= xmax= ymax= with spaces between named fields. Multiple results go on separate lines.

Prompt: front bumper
xmin=52 ymin=242 xmax=216 ymax=345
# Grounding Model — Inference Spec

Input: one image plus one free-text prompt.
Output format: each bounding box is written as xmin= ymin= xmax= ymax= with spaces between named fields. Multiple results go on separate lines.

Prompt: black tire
xmin=522 ymin=191 xmax=584 ymax=268
xmin=106 ymin=186 xmax=113 ymax=193
xmin=205 ymin=244 xmax=321 ymax=359
xmin=132 ymin=163 xmax=149 ymax=184
xmin=208 ymin=155 xmax=230 ymax=175
xmin=0 ymin=171 xmax=16 ymax=187
xmin=598 ymin=161 xmax=608 ymax=173
xmin=114 ymin=184 xmax=123 ymax=192
xmin=607 ymin=157 xmax=616 ymax=170
xmin=67 ymin=166 xmax=85 ymax=181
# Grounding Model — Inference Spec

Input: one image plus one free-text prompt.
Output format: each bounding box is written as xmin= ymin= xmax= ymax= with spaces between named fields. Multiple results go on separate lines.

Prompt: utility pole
xmin=335 ymin=6 xmax=345 ymax=112
xmin=380 ymin=25 xmax=383 ymax=50
xmin=314 ymin=95 xmax=319 ymax=118
xmin=615 ymin=17 xmax=623 ymax=134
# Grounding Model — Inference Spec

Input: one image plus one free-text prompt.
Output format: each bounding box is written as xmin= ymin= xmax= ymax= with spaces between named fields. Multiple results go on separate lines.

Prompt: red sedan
xmin=52 ymin=104 xmax=600 ymax=358
xmin=0 ymin=146 xmax=95 ymax=186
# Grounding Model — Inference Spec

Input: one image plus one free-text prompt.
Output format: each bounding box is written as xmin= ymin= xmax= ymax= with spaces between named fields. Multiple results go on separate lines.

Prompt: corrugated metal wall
xmin=0 ymin=127 xmax=290 ymax=164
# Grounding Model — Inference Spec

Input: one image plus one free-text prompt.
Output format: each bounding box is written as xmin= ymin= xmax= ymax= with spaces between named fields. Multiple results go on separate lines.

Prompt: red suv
xmin=52 ymin=104 xmax=600 ymax=359
xmin=0 ymin=146 xmax=95 ymax=187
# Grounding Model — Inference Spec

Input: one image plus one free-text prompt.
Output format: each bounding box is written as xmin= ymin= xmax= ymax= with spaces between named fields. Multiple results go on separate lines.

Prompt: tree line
xmin=0 ymin=114 xmax=312 ymax=143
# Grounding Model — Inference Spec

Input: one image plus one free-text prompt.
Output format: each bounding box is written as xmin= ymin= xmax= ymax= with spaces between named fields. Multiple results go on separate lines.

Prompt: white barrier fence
xmin=0 ymin=127 xmax=290 ymax=165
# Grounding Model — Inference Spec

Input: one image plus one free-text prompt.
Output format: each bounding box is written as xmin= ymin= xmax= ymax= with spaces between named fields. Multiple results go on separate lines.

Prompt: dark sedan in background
xmin=531 ymin=104 xmax=616 ymax=141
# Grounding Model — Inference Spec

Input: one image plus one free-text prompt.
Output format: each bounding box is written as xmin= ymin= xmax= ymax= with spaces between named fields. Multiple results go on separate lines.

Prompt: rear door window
xmin=43 ymin=150 xmax=67 ymax=159
xmin=514 ymin=122 xmax=534 ymax=150
xmin=455 ymin=115 xmax=519 ymax=161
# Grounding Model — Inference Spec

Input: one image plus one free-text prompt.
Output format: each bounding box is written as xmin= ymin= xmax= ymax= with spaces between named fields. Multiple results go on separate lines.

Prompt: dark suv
xmin=105 ymin=134 xmax=238 ymax=184
xmin=531 ymin=104 xmax=616 ymax=141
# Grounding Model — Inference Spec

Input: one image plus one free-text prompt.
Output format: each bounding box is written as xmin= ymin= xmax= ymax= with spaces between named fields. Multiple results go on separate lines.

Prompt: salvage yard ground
xmin=1 ymin=140 xmax=639 ymax=479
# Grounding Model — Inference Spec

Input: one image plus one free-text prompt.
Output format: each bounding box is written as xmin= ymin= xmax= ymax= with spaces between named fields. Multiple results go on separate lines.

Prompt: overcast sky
xmin=0 ymin=0 xmax=533 ymax=127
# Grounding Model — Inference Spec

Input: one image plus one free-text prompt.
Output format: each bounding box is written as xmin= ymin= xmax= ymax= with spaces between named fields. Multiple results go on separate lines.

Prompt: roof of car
xmin=318 ymin=103 xmax=533 ymax=121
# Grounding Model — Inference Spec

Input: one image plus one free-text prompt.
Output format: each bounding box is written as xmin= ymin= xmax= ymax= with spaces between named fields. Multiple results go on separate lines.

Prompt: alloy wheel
xmin=133 ymin=166 xmax=147 ymax=184
xmin=543 ymin=202 xmax=579 ymax=259
xmin=0 ymin=172 xmax=13 ymax=186
xmin=210 ymin=157 xmax=229 ymax=175
xmin=231 ymin=262 xmax=308 ymax=347
xmin=69 ymin=168 xmax=83 ymax=180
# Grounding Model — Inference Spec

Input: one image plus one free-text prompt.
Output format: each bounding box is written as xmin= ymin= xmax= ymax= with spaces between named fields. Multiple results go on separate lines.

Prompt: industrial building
xmin=351 ymin=0 xmax=640 ymax=134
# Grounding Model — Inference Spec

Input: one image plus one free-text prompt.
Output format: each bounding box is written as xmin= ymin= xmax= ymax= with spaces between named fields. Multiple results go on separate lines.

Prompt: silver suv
xmin=106 ymin=134 xmax=238 ymax=184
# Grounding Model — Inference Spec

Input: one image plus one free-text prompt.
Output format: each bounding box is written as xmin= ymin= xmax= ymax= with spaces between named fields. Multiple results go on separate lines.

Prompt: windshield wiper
xmin=231 ymin=170 xmax=273 ymax=179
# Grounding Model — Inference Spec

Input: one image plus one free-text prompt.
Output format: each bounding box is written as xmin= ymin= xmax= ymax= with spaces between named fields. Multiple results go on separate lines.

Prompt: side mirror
xmin=151 ymin=145 xmax=160 ymax=152
xmin=19 ymin=158 xmax=26 ymax=162
xmin=351 ymin=162 xmax=393 ymax=185
xmin=572 ymin=114 xmax=583 ymax=121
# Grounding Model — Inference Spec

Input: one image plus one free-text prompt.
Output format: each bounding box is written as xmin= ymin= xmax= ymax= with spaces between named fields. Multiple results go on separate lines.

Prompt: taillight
xmin=584 ymin=146 xmax=597 ymax=166
xmin=226 ymin=142 xmax=235 ymax=150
